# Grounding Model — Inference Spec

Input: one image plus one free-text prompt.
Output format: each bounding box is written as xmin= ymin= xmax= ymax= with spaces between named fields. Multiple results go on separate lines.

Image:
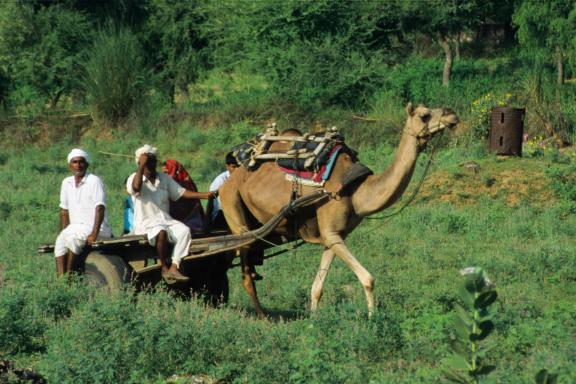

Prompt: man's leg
xmin=166 ymin=223 xmax=191 ymax=281
xmin=55 ymin=255 xmax=67 ymax=277
xmin=155 ymin=230 xmax=170 ymax=273
xmin=66 ymin=251 xmax=82 ymax=274
xmin=54 ymin=226 xmax=90 ymax=277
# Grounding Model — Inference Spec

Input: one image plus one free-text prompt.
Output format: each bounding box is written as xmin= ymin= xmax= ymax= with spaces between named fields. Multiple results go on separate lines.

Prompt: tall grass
xmin=84 ymin=26 xmax=150 ymax=126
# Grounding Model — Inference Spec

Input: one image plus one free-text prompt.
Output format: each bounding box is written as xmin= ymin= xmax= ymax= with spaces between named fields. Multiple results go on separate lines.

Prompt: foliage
xmin=442 ymin=267 xmax=497 ymax=383
xmin=0 ymin=2 xmax=93 ymax=108
xmin=545 ymin=161 xmax=576 ymax=215
xmin=469 ymin=92 xmax=513 ymax=139
xmin=513 ymin=0 xmax=576 ymax=83
xmin=144 ymin=0 xmax=209 ymax=100
xmin=523 ymin=135 xmax=556 ymax=158
xmin=399 ymin=0 xmax=502 ymax=85
xmin=518 ymin=64 xmax=576 ymax=143
xmin=535 ymin=369 xmax=558 ymax=384
xmin=198 ymin=0 xmax=394 ymax=111
xmin=83 ymin=26 xmax=150 ymax=126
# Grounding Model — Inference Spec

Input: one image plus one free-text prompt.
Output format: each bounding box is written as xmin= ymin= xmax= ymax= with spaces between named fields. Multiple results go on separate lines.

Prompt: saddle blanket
xmin=280 ymin=145 xmax=342 ymax=187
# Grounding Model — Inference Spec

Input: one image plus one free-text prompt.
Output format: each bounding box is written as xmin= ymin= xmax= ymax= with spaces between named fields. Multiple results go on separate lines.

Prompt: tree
xmin=513 ymin=0 xmax=576 ymax=85
xmin=84 ymin=27 xmax=150 ymax=125
xmin=0 ymin=2 xmax=93 ymax=108
xmin=399 ymin=0 xmax=497 ymax=86
xmin=198 ymin=0 xmax=400 ymax=110
xmin=144 ymin=0 xmax=208 ymax=101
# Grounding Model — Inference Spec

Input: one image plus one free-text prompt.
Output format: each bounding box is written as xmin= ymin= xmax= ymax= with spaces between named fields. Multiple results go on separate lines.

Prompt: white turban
xmin=67 ymin=148 xmax=91 ymax=164
xmin=135 ymin=144 xmax=158 ymax=164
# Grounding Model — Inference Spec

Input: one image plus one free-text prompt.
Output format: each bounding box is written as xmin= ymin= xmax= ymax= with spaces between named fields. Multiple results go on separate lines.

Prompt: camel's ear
xmin=406 ymin=102 xmax=414 ymax=116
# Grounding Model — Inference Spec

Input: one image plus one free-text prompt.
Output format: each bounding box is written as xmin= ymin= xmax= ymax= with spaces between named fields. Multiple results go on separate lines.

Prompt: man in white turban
xmin=55 ymin=149 xmax=112 ymax=276
xmin=127 ymin=145 xmax=216 ymax=284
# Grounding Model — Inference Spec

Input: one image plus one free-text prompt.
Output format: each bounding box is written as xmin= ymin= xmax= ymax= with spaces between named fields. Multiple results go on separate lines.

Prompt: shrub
xmin=84 ymin=26 xmax=150 ymax=126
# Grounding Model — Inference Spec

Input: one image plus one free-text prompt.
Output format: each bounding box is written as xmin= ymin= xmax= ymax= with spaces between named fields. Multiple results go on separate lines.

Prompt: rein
xmin=364 ymin=131 xmax=442 ymax=221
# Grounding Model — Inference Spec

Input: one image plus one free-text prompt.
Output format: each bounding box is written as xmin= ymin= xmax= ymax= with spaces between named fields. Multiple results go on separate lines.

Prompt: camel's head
xmin=404 ymin=103 xmax=459 ymax=148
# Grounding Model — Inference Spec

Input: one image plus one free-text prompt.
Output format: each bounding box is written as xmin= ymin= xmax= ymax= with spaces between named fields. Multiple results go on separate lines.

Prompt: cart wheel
xmin=84 ymin=251 xmax=132 ymax=289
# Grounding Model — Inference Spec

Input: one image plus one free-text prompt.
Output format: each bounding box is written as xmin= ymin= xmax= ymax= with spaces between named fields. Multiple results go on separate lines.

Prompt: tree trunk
xmin=439 ymin=37 xmax=453 ymax=87
xmin=454 ymin=34 xmax=461 ymax=61
xmin=556 ymin=47 xmax=564 ymax=85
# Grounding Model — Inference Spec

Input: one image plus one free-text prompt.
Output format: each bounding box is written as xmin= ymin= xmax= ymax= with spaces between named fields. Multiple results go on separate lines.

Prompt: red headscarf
xmin=163 ymin=159 xmax=205 ymax=231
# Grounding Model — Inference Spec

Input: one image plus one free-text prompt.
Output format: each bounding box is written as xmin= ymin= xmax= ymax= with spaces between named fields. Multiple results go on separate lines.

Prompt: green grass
xmin=0 ymin=122 xmax=575 ymax=383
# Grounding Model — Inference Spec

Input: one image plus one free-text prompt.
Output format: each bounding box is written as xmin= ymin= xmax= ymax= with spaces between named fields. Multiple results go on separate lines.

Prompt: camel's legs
xmin=220 ymin=185 xmax=266 ymax=318
xmin=329 ymin=239 xmax=375 ymax=316
xmin=310 ymin=248 xmax=335 ymax=311
xmin=239 ymin=248 xmax=265 ymax=318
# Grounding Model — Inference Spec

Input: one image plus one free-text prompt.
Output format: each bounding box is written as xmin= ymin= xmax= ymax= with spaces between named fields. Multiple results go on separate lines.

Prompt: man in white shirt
xmin=55 ymin=149 xmax=112 ymax=276
xmin=207 ymin=152 xmax=262 ymax=280
xmin=208 ymin=152 xmax=239 ymax=226
xmin=127 ymin=145 xmax=215 ymax=284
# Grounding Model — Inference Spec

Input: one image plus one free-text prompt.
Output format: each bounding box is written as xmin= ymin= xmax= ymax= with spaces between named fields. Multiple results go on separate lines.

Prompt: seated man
xmin=55 ymin=149 xmax=113 ymax=276
xmin=127 ymin=145 xmax=215 ymax=284
xmin=206 ymin=152 xmax=238 ymax=230
xmin=162 ymin=159 xmax=205 ymax=233
xmin=207 ymin=152 xmax=262 ymax=280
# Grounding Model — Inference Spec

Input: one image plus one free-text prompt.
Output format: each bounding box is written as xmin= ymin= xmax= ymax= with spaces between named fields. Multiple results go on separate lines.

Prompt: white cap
xmin=134 ymin=144 xmax=158 ymax=164
xmin=67 ymin=148 xmax=90 ymax=164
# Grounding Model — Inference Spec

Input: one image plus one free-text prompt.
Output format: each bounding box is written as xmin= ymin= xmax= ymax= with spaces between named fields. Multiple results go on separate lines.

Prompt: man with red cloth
xmin=162 ymin=159 xmax=205 ymax=233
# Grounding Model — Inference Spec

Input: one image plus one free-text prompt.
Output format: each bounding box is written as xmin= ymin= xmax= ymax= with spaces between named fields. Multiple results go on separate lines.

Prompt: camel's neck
xmin=352 ymin=131 xmax=419 ymax=217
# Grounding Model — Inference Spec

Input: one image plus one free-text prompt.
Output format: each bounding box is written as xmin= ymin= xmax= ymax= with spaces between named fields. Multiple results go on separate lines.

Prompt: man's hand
xmin=138 ymin=153 xmax=149 ymax=168
xmin=86 ymin=233 xmax=98 ymax=246
xmin=181 ymin=190 xmax=215 ymax=200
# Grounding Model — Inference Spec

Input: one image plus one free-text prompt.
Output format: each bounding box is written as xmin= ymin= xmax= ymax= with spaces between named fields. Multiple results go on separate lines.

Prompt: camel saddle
xmin=233 ymin=125 xmax=372 ymax=188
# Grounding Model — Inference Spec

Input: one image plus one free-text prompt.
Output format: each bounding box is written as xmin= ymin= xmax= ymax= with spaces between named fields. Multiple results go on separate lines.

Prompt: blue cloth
xmin=123 ymin=196 xmax=134 ymax=234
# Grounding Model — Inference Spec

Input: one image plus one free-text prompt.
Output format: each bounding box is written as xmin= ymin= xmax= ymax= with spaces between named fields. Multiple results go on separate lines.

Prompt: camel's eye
xmin=421 ymin=113 xmax=431 ymax=123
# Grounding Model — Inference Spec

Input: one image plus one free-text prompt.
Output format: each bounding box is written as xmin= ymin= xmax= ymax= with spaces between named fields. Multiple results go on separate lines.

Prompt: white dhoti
xmin=144 ymin=218 xmax=191 ymax=268
xmin=54 ymin=223 xmax=112 ymax=257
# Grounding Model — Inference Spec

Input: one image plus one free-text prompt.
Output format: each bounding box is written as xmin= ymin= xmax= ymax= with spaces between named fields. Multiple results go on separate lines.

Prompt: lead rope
xmin=364 ymin=132 xmax=441 ymax=222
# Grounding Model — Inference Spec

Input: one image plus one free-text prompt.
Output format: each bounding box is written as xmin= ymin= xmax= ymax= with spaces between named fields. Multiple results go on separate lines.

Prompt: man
xmin=207 ymin=152 xmax=262 ymax=280
xmin=127 ymin=145 xmax=215 ymax=284
xmin=162 ymin=159 xmax=205 ymax=233
xmin=207 ymin=152 xmax=238 ymax=228
xmin=55 ymin=149 xmax=112 ymax=276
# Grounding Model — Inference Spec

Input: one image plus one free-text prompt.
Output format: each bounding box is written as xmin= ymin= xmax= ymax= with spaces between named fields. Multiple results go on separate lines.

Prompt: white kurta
xmin=55 ymin=173 xmax=112 ymax=256
xmin=126 ymin=172 xmax=191 ymax=267
xmin=208 ymin=170 xmax=230 ymax=221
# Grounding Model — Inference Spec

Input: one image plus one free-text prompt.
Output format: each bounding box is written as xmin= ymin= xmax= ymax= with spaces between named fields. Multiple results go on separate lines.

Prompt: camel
xmin=219 ymin=103 xmax=459 ymax=317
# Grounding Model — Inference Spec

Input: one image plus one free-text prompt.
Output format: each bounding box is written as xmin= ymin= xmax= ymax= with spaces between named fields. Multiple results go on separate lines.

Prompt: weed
xmin=442 ymin=267 xmax=497 ymax=384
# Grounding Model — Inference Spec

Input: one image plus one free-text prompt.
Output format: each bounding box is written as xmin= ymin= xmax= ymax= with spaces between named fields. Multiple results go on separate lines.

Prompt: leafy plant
xmin=535 ymin=369 xmax=558 ymax=384
xmin=442 ymin=267 xmax=497 ymax=384
xmin=469 ymin=92 xmax=513 ymax=139
xmin=84 ymin=26 xmax=150 ymax=126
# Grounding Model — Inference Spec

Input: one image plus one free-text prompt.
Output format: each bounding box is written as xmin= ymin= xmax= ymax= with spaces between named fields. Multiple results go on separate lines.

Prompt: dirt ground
xmin=416 ymin=159 xmax=556 ymax=208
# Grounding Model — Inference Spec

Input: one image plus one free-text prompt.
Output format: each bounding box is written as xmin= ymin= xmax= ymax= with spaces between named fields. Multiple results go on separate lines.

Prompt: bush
xmin=84 ymin=26 xmax=151 ymax=126
xmin=0 ymin=280 xmax=88 ymax=355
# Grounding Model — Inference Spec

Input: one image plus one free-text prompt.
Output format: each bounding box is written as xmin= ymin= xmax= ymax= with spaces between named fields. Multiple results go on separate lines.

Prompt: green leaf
xmin=455 ymin=316 xmax=472 ymax=340
xmin=455 ymin=304 xmax=473 ymax=324
xmin=464 ymin=273 xmax=485 ymax=293
xmin=445 ymin=353 xmax=471 ymax=371
xmin=474 ymin=291 xmax=497 ymax=309
xmin=478 ymin=320 xmax=494 ymax=340
xmin=535 ymin=369 xmax=558 ymax=384
xmin=450 ymin=339 xmax=469 ymax=355
xmin=470 ymin=320 xmax=494 ymax=341
xmin=460 ymin=285 xmax=475 ymax=308
xmin=442 ymin=369 xmax=472 ymax=384
xmin=471 ymin=365 xmax=496 ymax=376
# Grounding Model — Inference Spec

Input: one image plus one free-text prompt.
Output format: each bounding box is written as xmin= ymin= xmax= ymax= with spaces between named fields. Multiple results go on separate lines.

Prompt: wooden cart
xmin=37 ymin=191 xmax=326 ymax=302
